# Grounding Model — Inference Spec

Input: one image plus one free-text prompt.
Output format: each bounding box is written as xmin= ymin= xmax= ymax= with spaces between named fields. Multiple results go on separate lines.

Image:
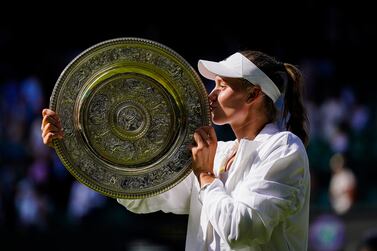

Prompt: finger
xmin=42 ymin=109 xmax=60 ymax=123
xmin=196 ymin=128 xmax=209 ymax=146
xmin=208 ymin=126 xmax=217 ymax=143
xmin=43 ymin=133 xmax=53 ymax=147
xmin=42 ymin=123 xmax=62 ymax=138
xmin=201 ymin=126 xmax=217 ymax=142
xmin=41 ymin=114 xmax=61 ymax=131
xmin=43 ymin=132 xmax=53 ymax=146
xmin=42 ymin=108 xmax=57 ymax=117
xmin=200 ymin=126 xmax=212 ymax=134
xmin=42 ymin=123 xmax=60 ymax=136
xmin=42 ymin=114 xmax=56 ymax=129
xmin=43 ymin=130 xmax=64 ymax=143
xmin=46 ymin=132 xmax=64 ymax=142
xmin=43 ymin=132 xmax=63 ymax=147
xmin=193 ymin=132 xmax=205 ymax=149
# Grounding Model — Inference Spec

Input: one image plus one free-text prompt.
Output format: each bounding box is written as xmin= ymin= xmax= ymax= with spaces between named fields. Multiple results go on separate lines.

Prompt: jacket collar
xmin=239 ymin=123 xmax=280 ymax=144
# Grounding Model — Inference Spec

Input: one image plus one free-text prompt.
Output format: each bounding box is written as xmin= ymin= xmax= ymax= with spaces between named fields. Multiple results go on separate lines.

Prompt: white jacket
xmin=118 ymin=123 xmax=310 ymax=251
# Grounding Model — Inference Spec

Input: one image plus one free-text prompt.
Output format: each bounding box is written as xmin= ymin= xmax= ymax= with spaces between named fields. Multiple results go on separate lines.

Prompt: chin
xmin=211 ymin=115 xmax=227 ymax=125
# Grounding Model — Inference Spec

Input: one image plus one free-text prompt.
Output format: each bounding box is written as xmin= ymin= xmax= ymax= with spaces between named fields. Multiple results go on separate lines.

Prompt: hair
xmin=240 ymin=50 xmax=309 ymax=147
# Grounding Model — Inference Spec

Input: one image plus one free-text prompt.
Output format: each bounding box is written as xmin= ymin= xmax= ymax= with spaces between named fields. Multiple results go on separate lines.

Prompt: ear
xmin=246 ymin=86 xmax=262 ymax=103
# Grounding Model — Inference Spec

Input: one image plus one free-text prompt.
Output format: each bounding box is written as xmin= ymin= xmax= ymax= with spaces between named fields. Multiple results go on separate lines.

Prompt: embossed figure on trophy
xmin=169 ymin=65 xmax=183 ymax=79
xmin=89 ymin=94 xmax=109 ymax=124
xmin=118 ymin=107 xmax=143 ymax=132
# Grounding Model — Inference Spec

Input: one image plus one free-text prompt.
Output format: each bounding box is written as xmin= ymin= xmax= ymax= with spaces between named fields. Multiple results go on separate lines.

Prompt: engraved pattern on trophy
xmin=82 ymin=73 xmax=176 ymax=167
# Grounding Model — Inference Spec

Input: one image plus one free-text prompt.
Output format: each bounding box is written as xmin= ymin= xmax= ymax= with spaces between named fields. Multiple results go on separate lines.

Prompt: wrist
xmin=198 ymin=172 xmax=216 ymax=188
xmin=199 ymin=171 xmax=215 ymax=178
xmin=194 ymin=170 xmax=215 ymax=179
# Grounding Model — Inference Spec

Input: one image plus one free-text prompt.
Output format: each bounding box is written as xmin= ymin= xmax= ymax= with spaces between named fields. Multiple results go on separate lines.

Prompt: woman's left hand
xmin=190 ymin=126 xmax=218 ymax=187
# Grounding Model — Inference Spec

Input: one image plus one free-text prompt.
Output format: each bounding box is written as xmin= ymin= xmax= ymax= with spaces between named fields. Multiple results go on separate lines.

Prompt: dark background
xmin=1 ymin=4 xmax=377 ymax=251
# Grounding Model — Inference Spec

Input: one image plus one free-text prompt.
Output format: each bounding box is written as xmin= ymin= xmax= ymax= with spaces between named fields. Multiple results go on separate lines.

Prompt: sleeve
xmin=117 ymin=141 xmax=231 ymax=215
xmin=117 ymin=172 xmax=195 ymax=215
xmin=199 ymin=140 xmax=308 ymax=249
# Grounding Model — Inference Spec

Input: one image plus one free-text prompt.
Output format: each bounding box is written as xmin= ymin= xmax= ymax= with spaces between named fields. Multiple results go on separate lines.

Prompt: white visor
xmin=198 ymin=52 xmax=281 ymax=102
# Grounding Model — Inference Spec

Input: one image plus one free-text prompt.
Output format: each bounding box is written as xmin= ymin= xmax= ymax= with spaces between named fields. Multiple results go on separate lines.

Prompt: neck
xmin=230 ymin=112 xmax=269 ymax=141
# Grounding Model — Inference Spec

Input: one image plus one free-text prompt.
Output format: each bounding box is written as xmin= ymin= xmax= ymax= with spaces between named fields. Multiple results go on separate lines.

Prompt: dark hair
xmin=240 ymin=50 xmax=309 ymax=147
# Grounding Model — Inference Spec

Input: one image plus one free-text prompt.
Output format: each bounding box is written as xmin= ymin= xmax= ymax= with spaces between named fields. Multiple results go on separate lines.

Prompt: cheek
xmin=218 ymin=91 xmax=245 ymax=109
xmin=217 ymin=91 xmax=232 ymax=104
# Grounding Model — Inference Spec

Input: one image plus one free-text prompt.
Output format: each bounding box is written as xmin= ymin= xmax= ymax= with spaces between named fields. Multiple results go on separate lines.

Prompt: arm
xmin=40 ymin=108 xmax=195 ymax=215
xmin=200 ymin=140 xmax=308 ymax=248
xmin=117 ymin=171 xmax=195 ymax=215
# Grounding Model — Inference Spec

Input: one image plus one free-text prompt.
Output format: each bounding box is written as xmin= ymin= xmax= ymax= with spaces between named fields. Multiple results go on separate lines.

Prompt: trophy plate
xmin=50 ymin=38 xmax=210 ymax=199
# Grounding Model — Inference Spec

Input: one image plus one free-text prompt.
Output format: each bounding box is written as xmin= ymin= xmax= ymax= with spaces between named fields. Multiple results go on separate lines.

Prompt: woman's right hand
xmin=41 ymin=108 xmax=64 ymax=147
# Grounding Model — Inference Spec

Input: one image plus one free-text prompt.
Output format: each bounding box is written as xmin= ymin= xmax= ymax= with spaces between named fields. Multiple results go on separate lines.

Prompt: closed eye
xmin=219 ymin=83 xmax=227 ymax=89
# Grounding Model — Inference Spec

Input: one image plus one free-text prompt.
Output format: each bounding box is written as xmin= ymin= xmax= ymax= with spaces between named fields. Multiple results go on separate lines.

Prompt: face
xmin=208 ymin=76 xmax=250 ymax=125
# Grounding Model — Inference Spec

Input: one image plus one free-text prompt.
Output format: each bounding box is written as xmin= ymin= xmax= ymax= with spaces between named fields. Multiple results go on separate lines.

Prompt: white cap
xmin=198 ymin=52 xmax=281 ymax=102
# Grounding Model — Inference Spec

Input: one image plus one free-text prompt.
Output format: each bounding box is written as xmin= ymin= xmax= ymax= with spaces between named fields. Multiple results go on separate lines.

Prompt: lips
xmin=209 ymin=104 xmax=217 ymax=112
xmin=209 ymin=100 xmax=217 ymax=112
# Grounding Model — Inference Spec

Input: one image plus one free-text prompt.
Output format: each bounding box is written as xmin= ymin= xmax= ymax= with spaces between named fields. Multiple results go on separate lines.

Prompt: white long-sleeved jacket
xmin=118 ymin=123 xmax=310 ymax=251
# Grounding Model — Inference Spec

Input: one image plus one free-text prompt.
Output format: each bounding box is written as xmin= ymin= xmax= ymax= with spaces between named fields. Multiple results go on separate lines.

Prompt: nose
xmin=209 ymin=76 xmax=223 ymax=104
xmin=208 ymin=89 xmax=218 ymax=104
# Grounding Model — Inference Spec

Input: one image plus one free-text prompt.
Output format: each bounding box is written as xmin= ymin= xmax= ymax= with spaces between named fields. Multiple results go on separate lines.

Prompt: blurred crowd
xmin=0 ymin=77 xmax=107 ymax=230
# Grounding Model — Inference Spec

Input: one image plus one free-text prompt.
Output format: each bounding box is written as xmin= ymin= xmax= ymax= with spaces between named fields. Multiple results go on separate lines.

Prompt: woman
xmin=42 ymin=50 xmax=310 ymax=251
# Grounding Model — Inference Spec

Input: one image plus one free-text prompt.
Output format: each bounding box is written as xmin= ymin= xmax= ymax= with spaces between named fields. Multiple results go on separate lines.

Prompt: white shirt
xmin=118 ymin=123 xmax=310 ymax=251
xmin=329 ymin=168 xmax=356 ymax=214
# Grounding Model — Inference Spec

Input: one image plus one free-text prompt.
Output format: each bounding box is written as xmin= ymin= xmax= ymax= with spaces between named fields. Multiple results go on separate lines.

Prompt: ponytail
xmin=239 ymin=50 xmax=310 ymax=147
xmin=283 ymin=63 xmax=309 ymax=147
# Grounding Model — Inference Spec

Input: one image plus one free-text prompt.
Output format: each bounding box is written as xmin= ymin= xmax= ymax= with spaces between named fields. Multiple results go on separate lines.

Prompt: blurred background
xmin=1 ymin=3 xmax=377 ymax=251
